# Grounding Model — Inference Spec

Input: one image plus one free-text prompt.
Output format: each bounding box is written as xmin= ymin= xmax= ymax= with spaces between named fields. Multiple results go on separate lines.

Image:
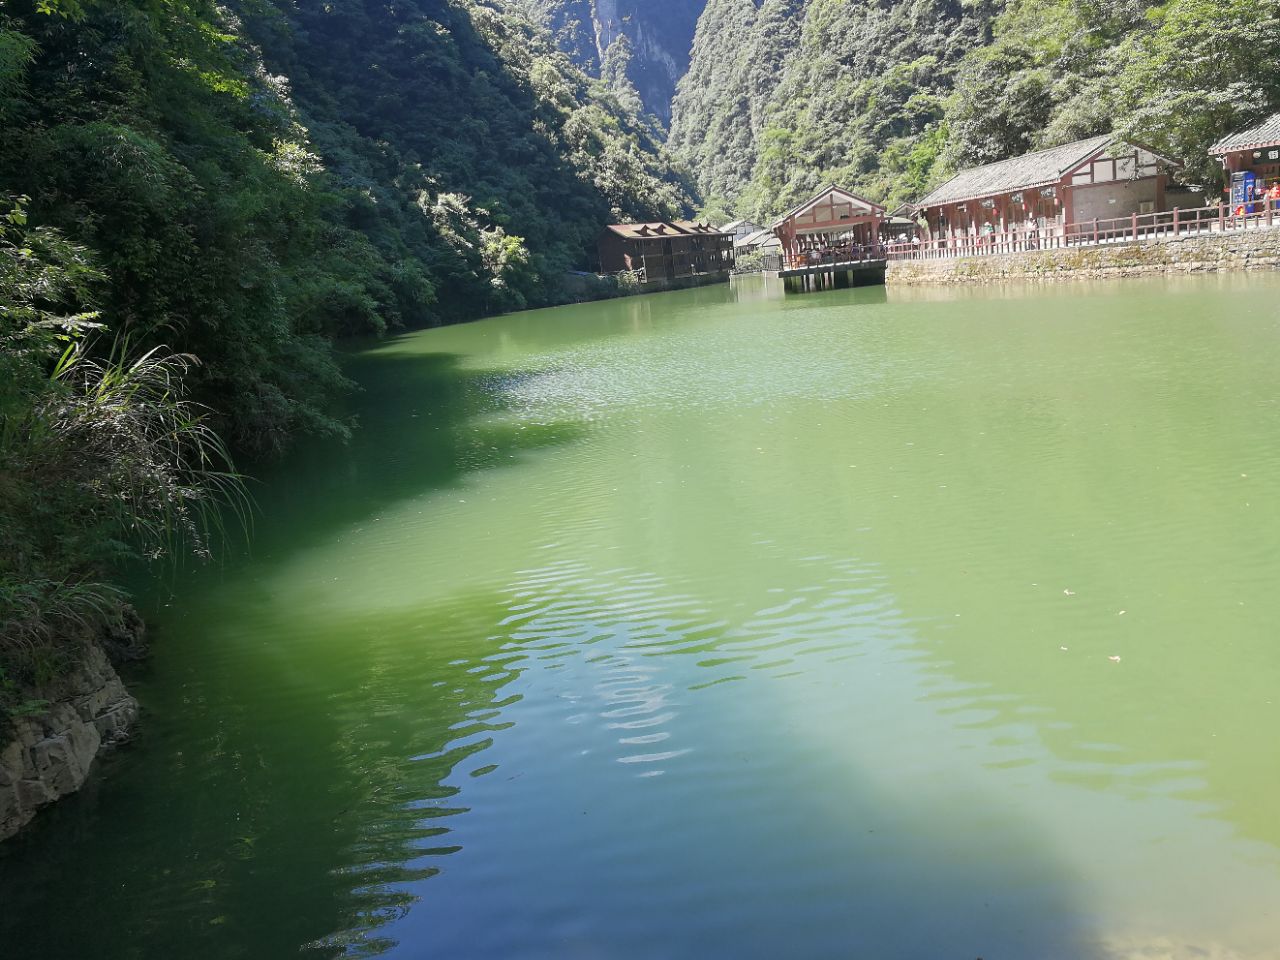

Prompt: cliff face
xmin=516 ymin=0 xmax=708 ymax=124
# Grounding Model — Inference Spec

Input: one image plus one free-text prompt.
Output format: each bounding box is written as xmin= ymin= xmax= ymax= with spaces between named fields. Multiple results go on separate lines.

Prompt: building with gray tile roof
xmin=1210 ymin=113 xmax=1280 ymax=155
xmin=909 ymin=136 xmax=1178 ymax=246
xmin=915 ymin=136 xmax=1113 ymax=208
xmin=736 ymin=228 xmax=779 ymax=251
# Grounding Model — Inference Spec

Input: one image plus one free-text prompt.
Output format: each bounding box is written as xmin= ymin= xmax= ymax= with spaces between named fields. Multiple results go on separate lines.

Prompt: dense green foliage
xmin=944 ymin=0 xmax=1280 ymax=185
xmin=670 ymin=0 xmax=1000 ymax=218
xmin=0 ymin=0 xmax=692 ymax=455
xmin=236 ymin=0 xmax=692 ymax=319
xmin=0 ymin=0 xmax=693 ymax=687
xmin=664 ymin=0 xmax=1280 ymax=221
xmin=517 ymin=0 xmax=601 ymax=69
xmin=669 ymin=0 xmax=806 ymax=215
xmin=0 ymin=200 xmax=244 ymax=705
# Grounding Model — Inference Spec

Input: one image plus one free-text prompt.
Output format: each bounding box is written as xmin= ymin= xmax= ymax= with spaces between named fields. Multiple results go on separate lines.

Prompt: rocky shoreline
xmin=0 ymin=632 xmax=141 ymax=842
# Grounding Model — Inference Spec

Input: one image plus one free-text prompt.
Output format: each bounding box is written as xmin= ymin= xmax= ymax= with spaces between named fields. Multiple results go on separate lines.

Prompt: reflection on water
xmin=3 ymin=274 xmax=1280 ymax=959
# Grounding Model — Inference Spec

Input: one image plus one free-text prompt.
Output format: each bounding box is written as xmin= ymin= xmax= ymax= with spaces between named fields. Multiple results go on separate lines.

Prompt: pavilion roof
xmin=772 ymin=185 xmax=885 ymax=230
xmin=1210 ymin=113 xmax=1280 ymax=155
xmin=914 ymin=135 xmax=1114 ymax=208
xmin=720 ymin=218 xmax=761 ymax=232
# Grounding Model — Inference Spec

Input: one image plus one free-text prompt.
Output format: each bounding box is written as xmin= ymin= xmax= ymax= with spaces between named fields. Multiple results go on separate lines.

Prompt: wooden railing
xmin=780 ymin=245 xmax=888 ymax=270
xmin=886 ymin=197 xmax=1280 ymax=261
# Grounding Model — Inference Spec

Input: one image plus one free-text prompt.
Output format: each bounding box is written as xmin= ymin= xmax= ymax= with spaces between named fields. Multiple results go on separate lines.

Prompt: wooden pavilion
xmin=771 ymin=186 xmax=885 ymax=269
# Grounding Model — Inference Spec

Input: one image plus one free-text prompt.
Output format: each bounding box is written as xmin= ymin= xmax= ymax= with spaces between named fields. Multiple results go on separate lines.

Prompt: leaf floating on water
xmin=1118 ymin=610 xmax=1126 ymax=616
xmin=1063 ymin=589 xmax=1075 ymax=596
xmin=1060 ymin=646 xmax=1069 ymax=651
xmin=1108 ymin=655 xmax=1122 ymax=662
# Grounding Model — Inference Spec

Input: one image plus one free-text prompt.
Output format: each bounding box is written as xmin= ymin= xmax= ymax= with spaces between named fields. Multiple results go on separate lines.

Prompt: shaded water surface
xmin=3 ymin=275 xmax=1280 ymax=958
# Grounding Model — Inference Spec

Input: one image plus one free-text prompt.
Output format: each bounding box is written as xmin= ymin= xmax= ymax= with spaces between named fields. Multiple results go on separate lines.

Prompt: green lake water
xmin=3 ymin=274 xmax=1280 ymax=958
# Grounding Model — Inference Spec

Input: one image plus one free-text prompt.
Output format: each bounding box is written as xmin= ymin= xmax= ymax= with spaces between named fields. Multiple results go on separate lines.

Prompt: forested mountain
xmin=670 ymin=0 xmax=1002 ymax=220
xmin=513 ymin=0 xmax=708 ymax=124
xmin=667 ymin=0 xmax=1280 ymax=223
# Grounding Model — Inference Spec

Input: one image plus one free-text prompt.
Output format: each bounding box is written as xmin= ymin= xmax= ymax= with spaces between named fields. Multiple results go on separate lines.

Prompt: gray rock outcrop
xmin=0 ymin=643 xmax=138 ymax=841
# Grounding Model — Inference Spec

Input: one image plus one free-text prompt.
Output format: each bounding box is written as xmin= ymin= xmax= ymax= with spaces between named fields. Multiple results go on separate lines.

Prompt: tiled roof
xmin=915 ymin=135 xmax=1113 ymax=208
xmin=672 ymin=220 xmax=730 ymax=236
xmin=737 ymin=228 xmax=774 ymax=247
xmin=605 ymin=222 xmax=680 ymax=239
xmin=720 ymin=219 xmax=760 ymax=232
xmin=1210 ymin=113 xmax=1280 ymax=154
xmin=604 ymin=221 xmax=726 ymax=239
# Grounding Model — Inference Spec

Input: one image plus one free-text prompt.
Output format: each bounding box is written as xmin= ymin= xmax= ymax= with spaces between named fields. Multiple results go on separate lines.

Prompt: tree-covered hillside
xmin=667 ymin=0 xmax=806 ymax=221
xmin=669 ymin=0 xmax=1004 ymax=220
xmin=668 ymin=0 xmax=1280 ymax=222
xmin=942 ymin=0 xmax=1280 ymax=187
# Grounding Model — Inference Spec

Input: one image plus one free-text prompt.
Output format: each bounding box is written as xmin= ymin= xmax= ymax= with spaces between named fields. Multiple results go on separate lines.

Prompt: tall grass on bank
xmin=1 ymin=200 xmax=249 ymax=710
xmin=48 ymin=344 xmax=252 ymax=563
xmin=2 ymin=347 xmax=250 ymax=669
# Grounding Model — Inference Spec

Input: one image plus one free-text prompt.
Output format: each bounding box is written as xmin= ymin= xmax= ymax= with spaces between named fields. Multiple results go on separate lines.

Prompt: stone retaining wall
xmin=886 ymin=226 xmax=1280 ymax=284
xmin=0 ymin=643 xmax=138 ymax=841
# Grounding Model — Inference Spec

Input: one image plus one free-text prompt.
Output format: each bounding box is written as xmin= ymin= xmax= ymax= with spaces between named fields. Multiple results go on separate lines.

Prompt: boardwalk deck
xmin=766 ymin=257 xmax=887 ymax=292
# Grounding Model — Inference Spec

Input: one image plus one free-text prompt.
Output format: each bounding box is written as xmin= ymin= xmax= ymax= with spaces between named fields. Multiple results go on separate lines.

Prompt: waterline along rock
xmin=0 ymin=645 xmax=138 ymax=841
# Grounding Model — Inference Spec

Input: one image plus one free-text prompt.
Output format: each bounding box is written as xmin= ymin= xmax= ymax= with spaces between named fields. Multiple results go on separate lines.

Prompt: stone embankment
xmin=0 ymin=642 xmax=138 ymax=841
xmin=887 ymin=225 xmax=1280 ymax=284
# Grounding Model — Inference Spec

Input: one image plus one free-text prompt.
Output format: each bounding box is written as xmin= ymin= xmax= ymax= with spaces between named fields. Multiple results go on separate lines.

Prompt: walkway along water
xmin=888 ymin=196 xmax=1280 ymax=261
xmin=761 ymin=208 xmax=1280 ymax=290
xmin=886 ymin=221 xmax=1280 ymax=284
xmin=759 ymin=185 xmax=1280 ymax=293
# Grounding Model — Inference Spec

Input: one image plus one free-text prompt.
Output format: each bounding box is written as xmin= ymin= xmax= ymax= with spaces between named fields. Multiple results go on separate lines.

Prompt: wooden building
xmin=911 ymin=136 xmax=1176 ymax=248
xmin=597 ymin=220 xmax=734 ymax=280
xmin=771 ymin=186 xmax=885 ymax=268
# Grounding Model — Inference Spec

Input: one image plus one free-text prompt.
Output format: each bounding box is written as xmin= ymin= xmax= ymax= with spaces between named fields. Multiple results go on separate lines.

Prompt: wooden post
xmin=1132 ymin=213 xmax=1138 ymax=241
xmin=1219 ymin=202 xmax=1225 ymax=233
xmin=1092 ymin=218 xmax=1098 ymax=245
xmin=1269 ymin=197 xmax=1275 ymax=228
xmin=1173 ymin=207 xmax=1179 ymax=237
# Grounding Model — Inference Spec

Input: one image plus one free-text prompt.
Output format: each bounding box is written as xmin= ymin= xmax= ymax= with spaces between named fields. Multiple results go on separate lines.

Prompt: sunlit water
xmin=3 ymin=274 xmax=1280 ymax=959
